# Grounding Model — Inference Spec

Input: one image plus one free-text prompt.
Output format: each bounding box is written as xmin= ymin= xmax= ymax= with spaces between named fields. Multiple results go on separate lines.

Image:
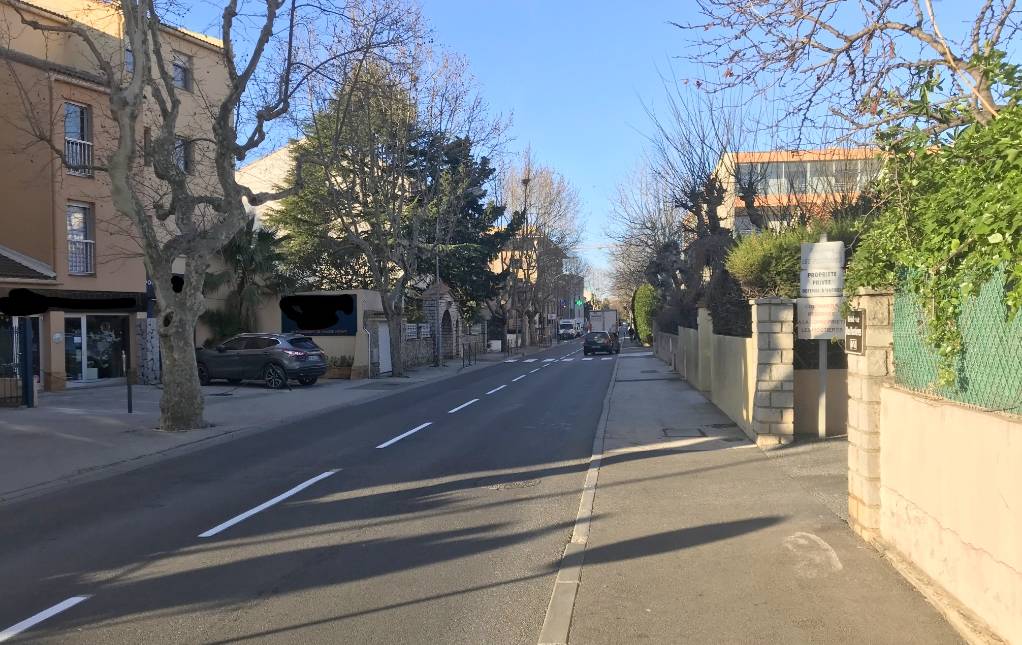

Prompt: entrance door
xmin=377 ymin=322 xmax=392 ymax=375
xmin=64 ymin=317 xmax=84 ymax=381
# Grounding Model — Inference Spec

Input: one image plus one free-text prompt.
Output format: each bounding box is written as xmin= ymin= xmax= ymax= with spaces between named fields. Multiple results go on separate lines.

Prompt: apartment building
xmin=0 ymin=0 xmax=227 ymax=391
xmin=714 ymin=148 xmax=882 ymax=234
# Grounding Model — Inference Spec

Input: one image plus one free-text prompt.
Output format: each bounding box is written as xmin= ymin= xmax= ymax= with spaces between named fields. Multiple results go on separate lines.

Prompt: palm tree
xmin=202 ymin=218 xmax=287 ymax=344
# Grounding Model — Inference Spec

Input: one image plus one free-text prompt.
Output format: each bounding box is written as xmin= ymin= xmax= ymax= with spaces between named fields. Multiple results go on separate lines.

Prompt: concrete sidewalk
xmin=0 ymin=357 xmax=496 ymax=505
xmin=567 ymin=350 xmax=962 ymax=644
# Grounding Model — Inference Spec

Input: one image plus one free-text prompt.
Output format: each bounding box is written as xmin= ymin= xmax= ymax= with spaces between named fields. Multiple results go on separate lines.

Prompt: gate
xmin=0 ymin=315 xmax=35 ymax=407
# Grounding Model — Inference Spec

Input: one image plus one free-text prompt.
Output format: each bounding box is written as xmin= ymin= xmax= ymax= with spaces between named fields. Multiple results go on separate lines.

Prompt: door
xmin=64 ymin=317 xmax=84 ymax=381
xmin=240 ymin=337 xmax=277 ymax=378
xmin=211 ymin=336 xmax=247 ymax=378
xmin=377 ymin=322 xmax=392 ymax=375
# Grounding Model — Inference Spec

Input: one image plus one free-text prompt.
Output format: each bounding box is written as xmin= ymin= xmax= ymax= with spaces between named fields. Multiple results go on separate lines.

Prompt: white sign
xmin=797 ymin=297 xmax=845 ymax=340
xmin=800 ymin=241 xmax=845 ymax=297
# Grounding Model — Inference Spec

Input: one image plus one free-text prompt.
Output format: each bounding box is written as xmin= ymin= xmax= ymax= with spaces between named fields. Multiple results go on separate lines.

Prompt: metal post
xmin=818 ymin=339 xmax=827 ymax=438
xmin=123 ymin=350 xmax=132 ymax=413
xmin=20 ymin=321 xmax=34 ymax=408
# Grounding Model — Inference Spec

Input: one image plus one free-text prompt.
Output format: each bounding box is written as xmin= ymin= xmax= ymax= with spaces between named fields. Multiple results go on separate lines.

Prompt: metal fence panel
xmin=894 ymin=272 xmax=1022 ymax=412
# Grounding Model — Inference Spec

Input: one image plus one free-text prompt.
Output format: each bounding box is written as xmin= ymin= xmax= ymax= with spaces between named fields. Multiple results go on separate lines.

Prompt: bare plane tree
xmin=681 ymin=0 xmax=1021 ymax=135
xmin=8 ymin=0 xmax=414 ymax=430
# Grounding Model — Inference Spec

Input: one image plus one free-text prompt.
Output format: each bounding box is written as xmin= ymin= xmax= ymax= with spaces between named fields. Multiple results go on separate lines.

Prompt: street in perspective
xmin=0 ymin=0 xmax=1019 ymax=643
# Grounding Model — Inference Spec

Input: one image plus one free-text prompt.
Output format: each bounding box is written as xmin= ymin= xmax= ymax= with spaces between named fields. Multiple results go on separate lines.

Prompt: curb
xmin=0 ymin=358 xmax=500 ymax=508
xmin=537 ymin=351 xmax=619 ymax=645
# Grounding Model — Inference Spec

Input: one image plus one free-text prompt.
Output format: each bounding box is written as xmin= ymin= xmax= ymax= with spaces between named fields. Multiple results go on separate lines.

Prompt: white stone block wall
xmin=750 ymin=298 xmax=796 ymax=446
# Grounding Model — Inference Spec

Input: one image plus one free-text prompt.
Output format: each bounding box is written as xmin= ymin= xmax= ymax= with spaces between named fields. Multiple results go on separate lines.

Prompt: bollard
xmin=122 ymin=350 xmax=132 ymax=413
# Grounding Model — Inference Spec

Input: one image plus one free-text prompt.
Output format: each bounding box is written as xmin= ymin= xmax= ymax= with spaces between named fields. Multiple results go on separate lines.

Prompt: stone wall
xmin=750 ymin=298 xmax=795 ymax=445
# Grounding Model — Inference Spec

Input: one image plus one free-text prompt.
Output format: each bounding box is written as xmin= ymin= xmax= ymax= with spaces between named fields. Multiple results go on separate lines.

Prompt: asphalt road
xmin=0 ymin=340 xmax=616 ymax=644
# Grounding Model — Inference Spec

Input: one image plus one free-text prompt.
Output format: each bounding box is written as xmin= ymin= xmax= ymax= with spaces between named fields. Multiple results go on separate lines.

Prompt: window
xmin=172 ymin=51 xmax=191 ymax=90
xmin=66 ymin=202 xmax=95 ymax=275
xmin=124 ymin=47 xmax=134 ymax=74
xmin=174 ymin=137 xmax=193 ymax=173
xmin=221 ymin=337 xmax=247 ymax=351
xmin=63 ymin=102 xmax=92 ymax=177
xmin=245 ymin=337 xmax=278 ymax=350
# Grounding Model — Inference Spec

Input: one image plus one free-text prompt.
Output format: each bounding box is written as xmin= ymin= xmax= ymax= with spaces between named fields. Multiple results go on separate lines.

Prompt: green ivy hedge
xmin=634 ymin=283 xmax=657 ymax=344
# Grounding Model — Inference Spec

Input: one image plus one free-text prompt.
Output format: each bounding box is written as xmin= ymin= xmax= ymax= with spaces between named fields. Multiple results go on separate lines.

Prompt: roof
xmin=421 ymin=280 xmax=452 ymax=298
xmin=728 ymin=148 xmax=879 ymax=164
xmin=0 ymin=244 xmax=56 ymax=281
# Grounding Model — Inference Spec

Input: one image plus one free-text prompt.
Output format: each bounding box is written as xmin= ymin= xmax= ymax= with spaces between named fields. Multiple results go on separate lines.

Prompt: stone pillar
xmin=696 ymin=307 xmax=713 ymax=393
xmin=846 ymin=289 xmax=894 ymax=542
xmin=751 ymin=298 xmax=795 ymax=447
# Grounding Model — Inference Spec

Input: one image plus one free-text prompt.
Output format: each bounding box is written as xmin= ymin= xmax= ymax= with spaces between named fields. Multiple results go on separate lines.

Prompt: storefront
xmin=62 ymin=314 xmax=130 ymax=383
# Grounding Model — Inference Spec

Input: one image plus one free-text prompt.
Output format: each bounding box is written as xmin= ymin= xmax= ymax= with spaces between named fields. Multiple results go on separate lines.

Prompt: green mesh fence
xmin=894 ymin=273 xmax=1022 ymax=412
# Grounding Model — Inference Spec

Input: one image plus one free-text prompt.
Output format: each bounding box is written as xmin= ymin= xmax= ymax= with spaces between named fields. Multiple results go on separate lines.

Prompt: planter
xmin=327 ymin=366 xmax=352 ymax=379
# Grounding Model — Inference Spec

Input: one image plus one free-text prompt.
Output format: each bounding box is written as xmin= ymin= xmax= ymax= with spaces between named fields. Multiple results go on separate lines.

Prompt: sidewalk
xmin=567 ymin=350 xmax=962 ymax=644
xmin=0 ymin=357 xmax=496 ymax=505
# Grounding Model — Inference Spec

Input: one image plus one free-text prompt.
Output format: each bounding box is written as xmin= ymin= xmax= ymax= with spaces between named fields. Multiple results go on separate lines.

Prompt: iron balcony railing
xmin=67 ymin=239 xmax=95 ymax=275
xmin=64 ymin=138 xmax=93 ymax=177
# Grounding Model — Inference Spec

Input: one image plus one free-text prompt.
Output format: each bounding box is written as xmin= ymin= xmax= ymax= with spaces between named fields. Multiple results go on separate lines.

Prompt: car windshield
xmin=559 ymin=323 xmax=573 ymax=330
xmin=288 ymin=337 xmax=320 ymax=351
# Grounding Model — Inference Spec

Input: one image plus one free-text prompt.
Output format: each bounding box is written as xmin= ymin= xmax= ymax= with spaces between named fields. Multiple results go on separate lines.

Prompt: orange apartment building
xmin=714 ymin=148 xmax=882 ymax=234
xmin=0 ymin=0 xmax=227 ymax=392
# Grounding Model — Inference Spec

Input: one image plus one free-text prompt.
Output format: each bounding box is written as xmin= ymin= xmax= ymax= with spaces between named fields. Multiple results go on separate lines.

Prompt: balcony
xmin=64 ymin=138 xmax=93 ymax=177
xmin=67 ymin=239 xmax=95 ymax=275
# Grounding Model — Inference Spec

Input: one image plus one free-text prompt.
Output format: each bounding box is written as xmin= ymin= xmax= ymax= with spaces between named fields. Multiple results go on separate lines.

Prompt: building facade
xmin=0 ymin=0 xmax=227 ymax=391
xmin=714 ymin=148 xmax=881 ymax=234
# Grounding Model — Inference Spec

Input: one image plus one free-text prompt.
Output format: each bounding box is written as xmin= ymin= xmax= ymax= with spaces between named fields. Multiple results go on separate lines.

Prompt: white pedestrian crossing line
xmin=543 ymin=358 xmax=556 ymax=362
xmin=601 ymin=357 xmax=613 ymax=361
xmin=503 ymin=359 xmax=519 ymax=363
xmin=581 ymin=357 xmax=594 ymax=361
xmin=523 ymin=358 xmax=538 ymax=363
xmin=561 ymin=358 xmax=574 ymax=362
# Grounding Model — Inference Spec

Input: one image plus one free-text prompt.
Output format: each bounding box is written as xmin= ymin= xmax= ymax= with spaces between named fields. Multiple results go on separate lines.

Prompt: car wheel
xmin=227 ymin=378 xmax=242 ymax=385
xmin=197 ymin=363 xmax=211 ymax=386
xmin=263 ymin=364 xmax=287 ymax=389
xmin=297 ymin=376 xmax=318 ymax=386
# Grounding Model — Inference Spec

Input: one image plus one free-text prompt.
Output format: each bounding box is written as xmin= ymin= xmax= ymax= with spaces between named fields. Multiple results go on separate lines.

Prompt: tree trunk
xmin=157 ymin=307 xmax=204 ymax=431
xmin=388 ymin=315 xmax=404 ymax=377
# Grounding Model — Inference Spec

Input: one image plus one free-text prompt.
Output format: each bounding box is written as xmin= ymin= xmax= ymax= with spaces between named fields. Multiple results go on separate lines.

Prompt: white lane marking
xmin=448 ymin=399 xmax=479 ymax=414
xmin=0 ymin=596 xmax=90 ymax=643
xmin=523 ymin=358 xmax=538 ymax=363
xmin=543 ymin=358 xmax=556 ymax=362
xmin=582 ymin=357 xmax=594 ymax=361
xmin=198 ymin=470 xmax=339 ymax=537
xmin=530 ymin=368 xmax=540 ymax=373
xmin=512 ymin=374 xmax=527 ymax=382
xmin=376 ymin=422 xmax=432 ymax=449
xmin=561 ymin=358 xmax=574 ymax=362
xmin=503 ymin=359 xmax=519 ymax=363
xmin=601 ymin=357 xmax=613 ymax=361
xmin=486 ymin=385 xmax=506 ymax=395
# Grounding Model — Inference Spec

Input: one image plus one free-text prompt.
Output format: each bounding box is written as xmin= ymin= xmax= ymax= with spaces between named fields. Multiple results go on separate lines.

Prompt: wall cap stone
xmin=750 ymin=297 xmax=796 ymax=305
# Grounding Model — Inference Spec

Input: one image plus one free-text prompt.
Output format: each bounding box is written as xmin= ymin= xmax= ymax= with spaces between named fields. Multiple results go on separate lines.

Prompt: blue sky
xmin=417 ymin=0 xmax=689 ymax=272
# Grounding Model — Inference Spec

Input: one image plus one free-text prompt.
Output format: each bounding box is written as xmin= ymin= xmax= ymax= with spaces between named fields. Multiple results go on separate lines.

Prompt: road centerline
xmin=376 ymin=422 xmax=433 ymax=449
xmin=0 ymin=596 xmax=90 ymax=643
xmin=486 ymin=385 xmax=507 ymax=395
xmin=512 ymin=375 xmax=527 ymax=382
xmin=448 ymin=399 xmax=479 ymax=414
xmin=197 ymin=470 xmax=339 ymax=538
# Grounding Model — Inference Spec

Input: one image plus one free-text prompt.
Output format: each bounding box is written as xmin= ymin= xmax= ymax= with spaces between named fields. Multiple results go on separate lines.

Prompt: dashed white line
xmin=486 ymin=385 xmax=506 ymax=395
xmin=523 ymin=358 xmax=538 ymax=363
xmin=448 ymin=399 xmax=479 ymax=414
xmin=199 ymin=470 xmax=340 ymax=537
xmin=561 ymin=358 xmax=574 ymax=362
xmin=601 ymin=357 xmax=613 ymax=361
xmin=512 ymin=374 xmax=527 ymax=382
xmin=582 ymin=357 xmax=594 ymax=361
xmin=0 ymin=596 xmax=90 ymax=643
xmin=530 ymin=368 xmax=540 ymax=373
xmin=377 ymin=422 xmax=433 ymax=449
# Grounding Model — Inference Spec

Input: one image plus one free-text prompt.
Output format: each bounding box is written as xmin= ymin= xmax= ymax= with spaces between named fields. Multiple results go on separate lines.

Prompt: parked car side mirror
xmin=216 ymin=344 xmax=226 ymax=353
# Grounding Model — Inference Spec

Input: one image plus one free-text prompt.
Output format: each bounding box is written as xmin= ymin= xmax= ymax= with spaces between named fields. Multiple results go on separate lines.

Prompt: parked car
xmin=583 ymin=331 xmax=619 ymax=356
xmin=196 ymin=333 xmax=327 ymax=388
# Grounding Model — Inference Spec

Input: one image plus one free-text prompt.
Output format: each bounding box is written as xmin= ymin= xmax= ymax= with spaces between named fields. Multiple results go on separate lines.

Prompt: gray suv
xmin=196 ymin=333 xmax=327 ymax=388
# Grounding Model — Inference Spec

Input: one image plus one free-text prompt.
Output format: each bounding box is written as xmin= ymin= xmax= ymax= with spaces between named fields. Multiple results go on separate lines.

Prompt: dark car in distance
xmin=196 ymin=333 xmax=327 ymax=389
xmin=583 ymin=331 xmax=620 ymax=356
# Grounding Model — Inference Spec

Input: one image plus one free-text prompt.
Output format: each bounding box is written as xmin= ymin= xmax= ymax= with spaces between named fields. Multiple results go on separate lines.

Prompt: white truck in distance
xmin=588 ymin=310 xmax=618 ymax=334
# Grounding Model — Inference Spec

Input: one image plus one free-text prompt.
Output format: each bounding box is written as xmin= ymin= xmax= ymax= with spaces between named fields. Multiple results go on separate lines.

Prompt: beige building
xmin=714 ymin=148 xmax=881 ymax=234
xmin=0 ymin=0 xmax=227 ymax=392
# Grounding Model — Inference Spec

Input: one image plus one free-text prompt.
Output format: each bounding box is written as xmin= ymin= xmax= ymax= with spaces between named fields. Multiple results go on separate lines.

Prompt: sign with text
xmin=845 ymin=308 xmax=865 ymax=355
xmin=800 ymin=241 xmax=845 ymax=297
xmin=797 ymin=297 xmax=845 ymax=340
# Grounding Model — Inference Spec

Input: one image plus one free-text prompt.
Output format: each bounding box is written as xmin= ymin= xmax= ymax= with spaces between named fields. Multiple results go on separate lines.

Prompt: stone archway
xmin=441 ymin=309 xmax=454 ymax=358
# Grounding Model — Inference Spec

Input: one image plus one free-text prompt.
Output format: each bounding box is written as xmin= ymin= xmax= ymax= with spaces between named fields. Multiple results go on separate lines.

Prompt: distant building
xmin=714 ymin=148 xmax=881 ymax=234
